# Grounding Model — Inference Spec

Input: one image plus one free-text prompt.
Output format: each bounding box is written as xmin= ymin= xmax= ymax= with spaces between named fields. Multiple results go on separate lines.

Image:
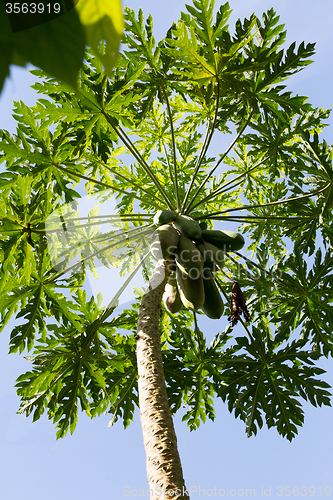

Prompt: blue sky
xmin=1 ymin=1 xmax=333 ymax=499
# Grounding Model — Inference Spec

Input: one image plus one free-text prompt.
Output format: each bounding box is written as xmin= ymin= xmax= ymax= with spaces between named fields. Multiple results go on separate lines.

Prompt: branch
xmin=161 ymin=85 xmax=180 ymax=210
xmin=181 ymin=80 xmax=221 ymax=212
xmin=206 ymin=183 xmax=332 ymax=218
xmin=201 ymin=215 xmax=317 ymax=221
xmin=80 ymin=251 xmax=150 ymax=360
xmin=100 ymin=161 xmax=164 ymax=207
xmin=193 ymin=311 xmax=203 ymax=363
xmin=233 ymin=251 xmax=307 ymax=296
xmin=102 ymin=111 xmax=176 ymax=210
xmin=185 ymin=109 xmax=254 ymax=214
xmin=43 ymin=225 xmax=154 ymax=284
xmin=53 ymin=162 xmax=154 ymax=207
xmin=42 ymin=218 xmax=152 ymax=235
xmin=162 ymin=141 xmax=174 ymax=184
xmin=190 ymin=151 xmax=273 ymax=211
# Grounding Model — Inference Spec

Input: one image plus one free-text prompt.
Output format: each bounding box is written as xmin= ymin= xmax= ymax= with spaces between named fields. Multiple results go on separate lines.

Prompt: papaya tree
xmin=0 ymin=1 xmax=332 ymax=499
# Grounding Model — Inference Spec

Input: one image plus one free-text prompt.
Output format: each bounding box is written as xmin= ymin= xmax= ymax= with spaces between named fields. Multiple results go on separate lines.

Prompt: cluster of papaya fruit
xmin=150 ymin=209 xmax=245 ymax=320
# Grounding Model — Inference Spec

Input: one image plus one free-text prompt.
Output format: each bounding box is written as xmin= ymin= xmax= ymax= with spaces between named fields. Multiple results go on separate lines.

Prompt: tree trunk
xmin=136 ymin=258 xmax=189 ymax=500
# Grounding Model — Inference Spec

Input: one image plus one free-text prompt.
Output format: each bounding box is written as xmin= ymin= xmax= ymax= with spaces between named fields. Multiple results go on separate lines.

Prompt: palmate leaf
xmin=104 ymin=333 xmax=138 ymax=428
xmin=166 ymin=20 xmax=217 ymax=85
xmin=281 ymin=199 xmax=321 ymax=255
xmin=16 ymin=297 xmax=139 ymax=438
xmin=123 ymin=8 xmax=159 ymax=69
xmin=185 ymin=0 xmax=231 ymax=57
xmin=298 ymin=131 xmax=333 ymax=219
xmin=214 ymin=330 xmax=331 ymax=441
xmin=162 ymin=308 xmax=332 ymax=440
xmin=0 ymin=122 xmax=81 ymax=204
xmin=164 ymin=1 xmax=258 ymax=88
xmin=181 ymin=367 xmax=216 ymax=430
xmin=256 ymin=40 xmax=315 ymax=90
xmin=0 ymin=279 xmax=84 ymax=354
xmin=9 ymin=284 xmax=47 ymax=354
xmin=31 ymin=56 xmax=141 ymax=135
xmin=241 ymin=109 xmax=329 ymax=171
xmin=0 ymin=180 xmax=58 ymax=289
xmin=264 ymin=246 xmax=333 ymax=355
xmin=0 ymin=0 xmax=85 ymax=92
xmin=121 ymin=7 xmax=175 ymax=121
xmin=162 ymin=311 xmax=218 ymax=428
xmin=75 ymin=0 xmax=124 ymax=76
xmin=256 ymin=88 xmax=311 ymax=116
xmin=0 ymin=283 xmax=37 ymax=334
xmin=249 ymin=8 xmax=286 ymax=53
xmin=16 ymin=349 xmax=92 ymax=439
xmin=232 ymin=242 xmax=333 ymax=352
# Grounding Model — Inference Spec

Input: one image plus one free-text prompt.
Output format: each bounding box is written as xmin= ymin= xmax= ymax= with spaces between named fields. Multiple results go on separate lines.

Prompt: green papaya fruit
xmin=153 ymin=209 xmax=176 ymax=226
xmin=201 ymin=229 xmax=245 ymax=252
xmin=174 ymin=215 xmax=202 ymax=240
xmin=201 ymin=268 xmax=224 ymax=319
xmin=199 ymin=221 xmax=208 ymax=231
xmin=196 ymin=241 xmax=225 ymax=271
xmin=175 ymin=235 xmax=204 ymax=279
xmin=176 ymin=266 xmax=205 ymax=311
xmin=150 ymin=224 xmax=180 ymax=260
xmin=202 ymin=259 xmax=217 ymax=272
xmin=163 ymin=273 xmax=183 ymax=313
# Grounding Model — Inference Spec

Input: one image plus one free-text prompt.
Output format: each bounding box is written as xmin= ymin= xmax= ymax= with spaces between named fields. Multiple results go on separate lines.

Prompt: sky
xmin=1 ymin=1 xmax=333 ymax=499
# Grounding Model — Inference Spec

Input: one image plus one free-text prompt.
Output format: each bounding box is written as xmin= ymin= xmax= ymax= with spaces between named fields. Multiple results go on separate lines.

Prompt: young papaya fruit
xmin=201 ymin=268 xmax=224 ymax=319
xmin=175 ymin=235 xmax=204 ymax=279
xmin=199 ymin=221 xmax=208 ymax=231
xmin=174 ymin=215 xmax=202 ymax=241
xmin=176 ymin=266 xmax=205 ymax=311
xmin=201 ymin=229 xmax=245 ymax=252
xmin=153 ymin=209 xmax=176 ymax=226
xmin=196 ymin=241 xmax=225 ymax=271
xmin=150 ymin=224 xmax=180 ymax=260
xmin=163 ymin=272 xmax=183 ymax=313
xmin=202 ymin=259 xmax=217 ymax=272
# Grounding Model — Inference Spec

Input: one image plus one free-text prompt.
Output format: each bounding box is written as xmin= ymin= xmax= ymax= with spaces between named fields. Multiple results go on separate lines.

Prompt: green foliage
xmin=0 ymin=0 xmax=123 ymax=92
xmin=15 ymin=294 xmax=138 ymax=438
xmin=216 ymin=331 xmax=331 ymax=441
xmin=162 ymin=318 xmax=331 ymax=441
xmin=1 ymin=0 xmax=332 ymax=441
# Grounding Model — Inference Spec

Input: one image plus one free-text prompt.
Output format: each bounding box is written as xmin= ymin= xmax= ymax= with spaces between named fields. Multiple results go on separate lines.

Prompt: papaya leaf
xmin=75 ymin=0 xmax=123 ymax=76
xmin=0 ymin=0 xmax=85 ymax=91
xmin=214 ymin=332 xmax=331 ymax=441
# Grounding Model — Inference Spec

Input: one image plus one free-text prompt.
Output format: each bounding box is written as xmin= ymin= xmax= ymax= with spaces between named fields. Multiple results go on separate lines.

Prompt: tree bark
xmin=136 ymin=258 xmax=189 ymax=500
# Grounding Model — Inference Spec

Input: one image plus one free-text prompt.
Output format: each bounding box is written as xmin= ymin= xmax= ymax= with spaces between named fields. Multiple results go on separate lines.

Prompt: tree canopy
xmin=0 ymin=0 xmax=332 ymax=449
